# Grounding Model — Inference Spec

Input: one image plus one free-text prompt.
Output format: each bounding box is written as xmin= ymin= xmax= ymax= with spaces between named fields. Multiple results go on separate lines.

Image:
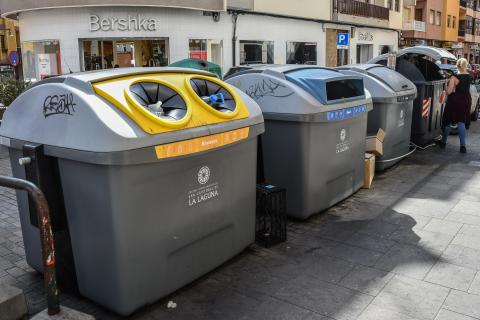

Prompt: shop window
xmin=240 ymin=41 xmax=274 ymax=65
xmin=22 ymin=40 xmax=61 ymax=82
xmin=286 ymin=42 xmax=317 ymax=65
xmin=188 ymin=39 xmax=223 ymax=66
xmin=81 ymin=39 xmax=169 ymax=71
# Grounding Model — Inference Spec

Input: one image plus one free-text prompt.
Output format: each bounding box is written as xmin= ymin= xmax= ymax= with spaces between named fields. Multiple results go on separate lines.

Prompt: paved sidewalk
xmin=1 ymin=126 xmax=480 ymax=320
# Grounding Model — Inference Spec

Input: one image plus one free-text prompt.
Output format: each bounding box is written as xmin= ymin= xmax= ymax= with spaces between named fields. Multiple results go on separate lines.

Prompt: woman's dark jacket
xmin=443 ymin=74 xmax=472 ymax=129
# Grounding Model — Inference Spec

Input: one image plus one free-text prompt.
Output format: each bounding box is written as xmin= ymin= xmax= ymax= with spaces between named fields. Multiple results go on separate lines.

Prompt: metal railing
xmin=0 ymin=175 xmax=60 ymax=315
xmin=333 ymin=0 xmax=390 ymax=20
xmin=403 ymin=20 xmax=426 ymax=32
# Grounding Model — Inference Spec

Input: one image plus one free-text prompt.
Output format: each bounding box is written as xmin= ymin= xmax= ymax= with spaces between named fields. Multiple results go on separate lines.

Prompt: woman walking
xmin=438 ymin=58 xmax=472 ymax=153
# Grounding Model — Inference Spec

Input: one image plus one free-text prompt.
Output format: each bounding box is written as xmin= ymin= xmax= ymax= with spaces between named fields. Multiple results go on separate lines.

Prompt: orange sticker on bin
xmin=155 ymin=127 xmax=250 ymax=159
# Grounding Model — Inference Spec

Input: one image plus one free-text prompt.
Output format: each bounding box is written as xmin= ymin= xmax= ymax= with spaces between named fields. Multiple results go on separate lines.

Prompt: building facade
xmin=0 ymin=18 xmax=20 ymax=79
xmin=0 ymin=0 xmax=403 ymax=81
xmin=401 ymin=0 xmax=480 ymax=63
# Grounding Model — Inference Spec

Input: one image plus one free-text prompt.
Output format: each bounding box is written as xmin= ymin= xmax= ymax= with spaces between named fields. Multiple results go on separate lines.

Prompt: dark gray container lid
xmin=337 ymin=64 xmax=417 ymax=103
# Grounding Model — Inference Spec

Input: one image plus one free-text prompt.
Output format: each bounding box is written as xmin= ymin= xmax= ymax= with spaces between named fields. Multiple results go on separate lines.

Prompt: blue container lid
xmin=285 ymin=68 xmax=365 ymax=105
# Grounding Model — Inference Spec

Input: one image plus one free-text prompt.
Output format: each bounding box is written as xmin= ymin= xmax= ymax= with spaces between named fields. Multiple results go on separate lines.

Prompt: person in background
xmin=437 ymin=58 xmax=472 ymax=153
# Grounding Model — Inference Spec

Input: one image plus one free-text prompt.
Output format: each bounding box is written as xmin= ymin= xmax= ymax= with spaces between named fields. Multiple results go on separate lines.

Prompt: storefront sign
xmin=358 ymin=31 xmax=374 ymax=42
xmin=89 ymin=14 xmax=157 ymax=32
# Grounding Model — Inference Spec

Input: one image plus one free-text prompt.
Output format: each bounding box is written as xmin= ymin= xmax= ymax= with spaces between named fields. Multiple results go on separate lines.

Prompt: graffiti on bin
xmin=43 ymin=93 xmax=76 ymax=118
xmin=245 ymin=79 xmax=294 ymax=100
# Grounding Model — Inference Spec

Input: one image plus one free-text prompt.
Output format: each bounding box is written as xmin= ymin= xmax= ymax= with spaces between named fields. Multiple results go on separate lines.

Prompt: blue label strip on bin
xmin=326 ymin=105 xmax=368 ymax=121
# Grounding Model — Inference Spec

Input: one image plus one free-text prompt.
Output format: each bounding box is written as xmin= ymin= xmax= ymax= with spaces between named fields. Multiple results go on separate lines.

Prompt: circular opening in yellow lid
xmin=125 ymin=80 xmax=192 ymax=129
xmin=186 ymin=76 xmax=240 ymax=119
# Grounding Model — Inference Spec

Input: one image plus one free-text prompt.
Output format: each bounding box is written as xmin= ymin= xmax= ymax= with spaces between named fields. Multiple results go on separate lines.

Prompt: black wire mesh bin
xmin=256 ymin=184 xmax=287 ymax=247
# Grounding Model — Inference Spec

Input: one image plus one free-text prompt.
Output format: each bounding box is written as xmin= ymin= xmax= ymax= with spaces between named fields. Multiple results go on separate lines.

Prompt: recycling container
xmin=0 ymin=67 xmax=264 ymax=315
xmin=169 ymin=58 xmax=222 ymax=79
xmin=226 ymin=66 xmax=373 ymax=220
xmin=369 ymin=47 xmax=447 ymax=146
xmin=338 ymin=64 xmax=417 ymax=171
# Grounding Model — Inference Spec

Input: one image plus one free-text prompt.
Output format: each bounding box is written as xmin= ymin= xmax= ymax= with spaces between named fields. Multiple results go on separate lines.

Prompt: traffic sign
xmin=337 ymin=33 xmax=349 ymax=50
xmin=9 ymin=51 xmax=20 ymax=67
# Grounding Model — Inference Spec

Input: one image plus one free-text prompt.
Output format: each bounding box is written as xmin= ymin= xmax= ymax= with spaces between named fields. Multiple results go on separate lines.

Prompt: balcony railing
xmin=461 ymin=0 xmax=475 ymax=9
xmin=403 ymin=20 xmax=426 ymax=32
xmin=333 ymin=0 xmax=389 ymax=20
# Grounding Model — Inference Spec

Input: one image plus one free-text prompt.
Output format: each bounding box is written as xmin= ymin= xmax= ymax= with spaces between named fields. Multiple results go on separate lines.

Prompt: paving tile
xmin=451 ymin=186 xmax=480 ymax=202
xmin=392 ymin=196 xmax=458 ymax=219
xmin=302 ymin=314 xmax=330 ymax=320
xmin=325 ymin=242 xmax=384 ymax=267
xmin=358 ymin=220 xmax=401 ymax=239
xmin=353 ymin=189 xmax=403 ymax=207
xmin=372 ymin=275 xmax=450 ymax=320
xmin=412 ymin=183 xmax=453 ymax=198
xmin=326 ymin=199 xmax=387 ymax=222
xmin=389 ymin=227 xmax=454 ymax=253
xmin=158 ymin=278 xmax=260 ymax=320
xmin=358 ymin=304 xmax=421 ymax=320
xmin=435 ymin=309 xmax=478 ymax=320
xmin=342 ymin=232 xmax=396 ymax=254
xmin=299 ymin=255 xmax=355 ymax=284
xmin=425 ymin=261 xmax=476 ymax=291
xmin=445 ymin=211 xmax=480 ymax=226
xmin=443 ymin=290 xmax=480 ymax=319
xmin=237 ymin=297 xmax=317 ymax=320
xmin=459 ymin=224 xmax=480 ymax=236
xmin=215 ymin=266 xmax=288 ymax=301
xmin=451 ymin=200 xmax=480 ymax=216
xmin=378 ymin=210 xmax=433 ymax=229
xmin=375 ymin=243 xmax=439 ymax=279
xmin=314 ymin=220 xmax=369 ymax=243
xmin=423 ymin=219 xmax=463 ymax=236
xmin=468 ymin=272 xmax=480 ymax=295
xmin=451 ymin=234 xmax=480 ymax=251
xmin=329 ymin=294 xmax=376 ymax=320
xmin=273 ymin=273 xmax=373 ymax=319
xmin=441 ymin=244 xmax=480 ymax=271
xmin=339 ymin=265 xmax=394 ymax=296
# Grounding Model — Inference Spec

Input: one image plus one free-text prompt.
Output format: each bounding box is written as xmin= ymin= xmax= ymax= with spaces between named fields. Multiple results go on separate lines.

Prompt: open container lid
xmin=368 ymin=48 xmax=446 ymax=84
xmin=0 ymin=68 xmax=264 ymax=160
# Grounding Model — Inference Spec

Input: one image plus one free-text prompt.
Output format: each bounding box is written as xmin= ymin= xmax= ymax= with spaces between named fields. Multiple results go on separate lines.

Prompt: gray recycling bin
xmin=226 ymin=66 xmax=373 ymax=220
xmin=338 ymin=64 xmax=417 ymax=171
xmin=0 ymin=68 xmax=264 ymax=315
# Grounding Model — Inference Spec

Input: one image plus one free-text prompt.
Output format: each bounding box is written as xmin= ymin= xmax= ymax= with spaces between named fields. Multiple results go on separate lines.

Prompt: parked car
xmin=470 ymin=64 xmax=480 ymax=83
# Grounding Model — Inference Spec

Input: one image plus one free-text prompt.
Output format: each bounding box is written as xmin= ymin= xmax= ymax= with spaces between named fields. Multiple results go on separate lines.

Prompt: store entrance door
xmin=115 ymin=42 xmax=135 ymax=68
